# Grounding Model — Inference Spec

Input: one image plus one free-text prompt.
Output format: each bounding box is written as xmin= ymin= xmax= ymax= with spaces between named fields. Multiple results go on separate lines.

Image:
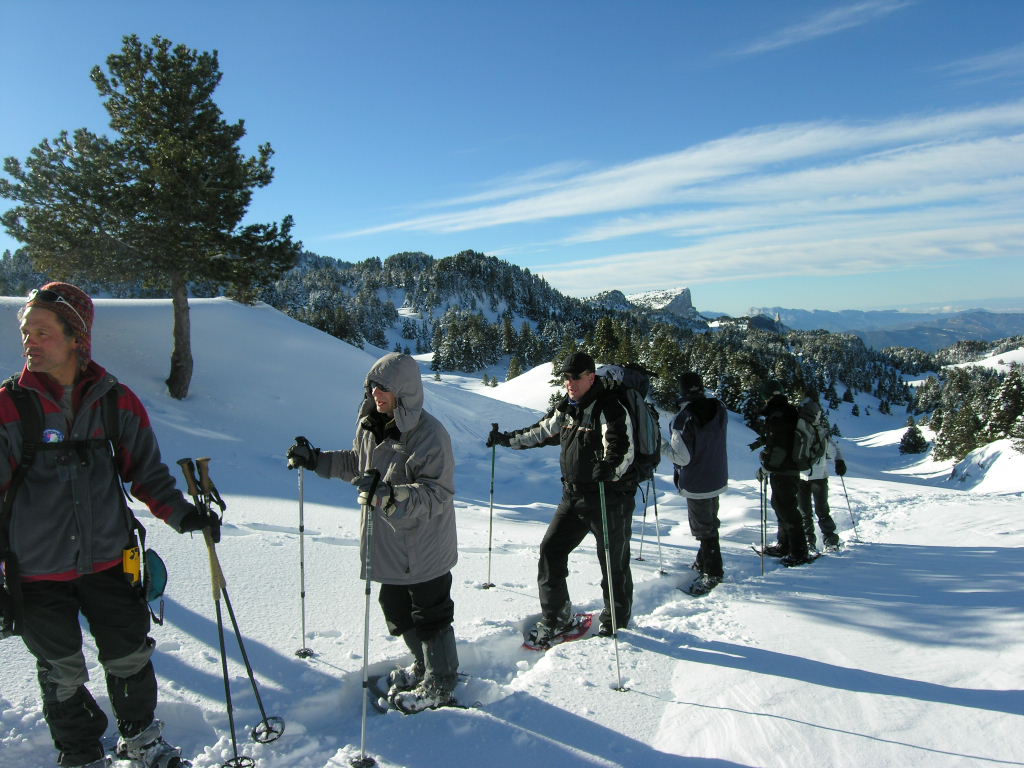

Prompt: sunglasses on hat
xmin=27 ymin=288 xmax=88 ymax=332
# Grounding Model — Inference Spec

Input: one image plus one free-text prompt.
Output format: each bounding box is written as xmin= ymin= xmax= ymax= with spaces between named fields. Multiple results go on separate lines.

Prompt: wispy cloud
xmin=333 ymin=100 xmax=1024 ymax=297
xmin=728 ymin=0 xmax=913 ymax=57
xmin=937 ymin=43 xmax=1024 ymax=85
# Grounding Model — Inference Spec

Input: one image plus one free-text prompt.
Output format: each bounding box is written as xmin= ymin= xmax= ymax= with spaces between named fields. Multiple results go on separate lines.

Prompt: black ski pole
xmin=651 ymin=479 xmax=665 ymax=575
xmin=196 ymin=458 xmax=285 ymax=747
xmin=296 ymin=461 xmax=313 ymax=658
xmin=838 ymin=474 xmax=860 ymax=541
xmin=759 ymin=471 xmax=767 ymax=576
xmin=482 ymin=423 xmax=497 ymax=589
xmin=352 ymin=469 xmax=381 ymax=768
xmin=598 ymin=481 xmax=627 ymax=693
xmin=634 ymin=483 xmax=648 ymax=562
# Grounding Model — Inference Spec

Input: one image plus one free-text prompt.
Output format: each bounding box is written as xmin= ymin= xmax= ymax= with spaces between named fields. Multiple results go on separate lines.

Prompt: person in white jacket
xmin=797 ymin=409 xmax=846 ymax=551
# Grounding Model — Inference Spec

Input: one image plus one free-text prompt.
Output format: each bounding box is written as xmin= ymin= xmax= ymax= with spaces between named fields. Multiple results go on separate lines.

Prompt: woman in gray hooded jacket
xmin=287 ymin=353 xmax=459 ymax=713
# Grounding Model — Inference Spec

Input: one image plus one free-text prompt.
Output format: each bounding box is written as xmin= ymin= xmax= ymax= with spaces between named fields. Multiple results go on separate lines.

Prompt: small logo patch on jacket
xmin=42 ymin=428 xmax=64 ymax=443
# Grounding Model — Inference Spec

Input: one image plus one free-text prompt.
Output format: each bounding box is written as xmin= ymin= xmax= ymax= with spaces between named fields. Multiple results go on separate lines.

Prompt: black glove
xmin=287 ymin=436 xmax=320 ymax=470
xmin=592 ymin=462 xmax=615 ymax=482
xmin=835 ymin=459 xmax=847 ymax=477
xmin=486 ymin=426 xmax=511 ymax=448
xmin=353 ymin=471 xmax=382 ymax=495
xmin=179 ymin=506 xmax=222 ymax=544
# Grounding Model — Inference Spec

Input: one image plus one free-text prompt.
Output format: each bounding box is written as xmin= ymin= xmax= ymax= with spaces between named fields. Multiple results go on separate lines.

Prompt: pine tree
xmin=934 ymin=405 xmax=982 ymax=462
xmin=507 ymin=356 xmax=523 ymax=381
xmin=0 ymin=35 xmax=300 ymax=398
xmin=899 ymin=417 xmax=929 ymax=455
xmin=986 ymin=369 xmax=1024 ymax=441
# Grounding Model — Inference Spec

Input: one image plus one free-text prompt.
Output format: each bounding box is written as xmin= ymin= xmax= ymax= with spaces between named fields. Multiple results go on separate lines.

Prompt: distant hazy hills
xmin=751 ymin=306 xmax=1024 ymax=352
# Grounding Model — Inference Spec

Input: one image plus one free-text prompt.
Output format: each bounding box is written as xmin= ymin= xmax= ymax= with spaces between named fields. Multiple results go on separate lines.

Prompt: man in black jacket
xmin=488 ymin=352 xmax=636 ymax=643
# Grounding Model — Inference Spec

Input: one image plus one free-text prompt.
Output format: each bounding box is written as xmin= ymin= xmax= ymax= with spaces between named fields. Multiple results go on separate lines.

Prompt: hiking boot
xmin=685 ymin=573 xmax=722 ymax=596
xmin=597 ymin=619 xmax=628 ymax=637
xmin=386 ymin=659 xmax=424 ymax=693
xmin=390 ymin=676 xmax=456 ymax=714
xmin=116 ymin=720 xmax=184 ymax=768
xmin=761 ymin=543 xmax=786 ymax=557
xmin=823 ymin=535 xmax=843 ymax=552
xmin=529 ymin=613 xmax=588 ymax=645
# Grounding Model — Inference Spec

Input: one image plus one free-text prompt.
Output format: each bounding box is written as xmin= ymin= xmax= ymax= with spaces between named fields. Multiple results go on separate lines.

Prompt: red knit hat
xmin=25 ymin=282 xmax=94 ymax=366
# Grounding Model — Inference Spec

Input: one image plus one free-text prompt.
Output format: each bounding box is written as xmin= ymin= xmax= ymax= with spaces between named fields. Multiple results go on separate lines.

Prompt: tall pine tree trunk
xmin=166 ymin=277 xmax=193 ymax=399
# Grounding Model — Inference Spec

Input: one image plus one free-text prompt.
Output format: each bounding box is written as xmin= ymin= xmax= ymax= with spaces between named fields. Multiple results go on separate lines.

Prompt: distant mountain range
xmin=750 ymin=305 xmax=1024 ymax=352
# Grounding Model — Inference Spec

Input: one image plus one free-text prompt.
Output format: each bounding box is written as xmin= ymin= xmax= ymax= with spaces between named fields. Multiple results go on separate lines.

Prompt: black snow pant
xmin=19 ymin=566 xmax=156 ymax=767
xmin=797 ymin=478 xmax=838 ymax=547
xmin=538 ymin=482 xmax=635 ymax=631
xmin=769 ymin=473 xmax=809 ymax=559
xmin=378 ymin=571 xmax=455 ymax=643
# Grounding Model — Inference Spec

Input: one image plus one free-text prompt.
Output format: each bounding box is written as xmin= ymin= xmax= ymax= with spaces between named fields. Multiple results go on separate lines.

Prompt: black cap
xmin=558 ymin=352 xmax=596 ymax=376
xmin=681 ymin=371 xmax=704 ymax=398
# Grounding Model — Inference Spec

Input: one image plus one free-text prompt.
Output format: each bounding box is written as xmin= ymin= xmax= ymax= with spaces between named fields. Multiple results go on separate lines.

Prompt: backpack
xmin=0 ymin=376 xmax=166 ymax=630
xmin=792 ymin=400 xmax=829 ymax=471
xmin=595 ymin=364 xmax=661 ymax=481
xmin=761 ymin=397 xmax=827 ymax=472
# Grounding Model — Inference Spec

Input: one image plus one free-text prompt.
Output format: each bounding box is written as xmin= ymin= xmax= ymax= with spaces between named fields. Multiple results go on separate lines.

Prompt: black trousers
xmin=770 ymin=473 xmax=809 ymax=558
xmin=538 ymin=483 xmax=635 ymax=629
xmin=797 ymin=478 xmax=838 ymax=545
xmin=19 ymin=566 xmax=156 ymax=767
xmin=377 ymin=571 xmax=455 ymax=642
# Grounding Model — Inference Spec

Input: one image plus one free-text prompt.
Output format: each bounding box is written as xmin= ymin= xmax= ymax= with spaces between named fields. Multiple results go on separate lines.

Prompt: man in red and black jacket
xmin=488 ymin=352 xmax=637 ymax=644
xmin=0 ymin=283 xmax=217 ymax=768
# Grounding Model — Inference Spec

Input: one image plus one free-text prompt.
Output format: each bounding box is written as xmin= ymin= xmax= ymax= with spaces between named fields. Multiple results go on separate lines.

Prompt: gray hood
xmin=364 ymin=352 xmax=423 ymax=433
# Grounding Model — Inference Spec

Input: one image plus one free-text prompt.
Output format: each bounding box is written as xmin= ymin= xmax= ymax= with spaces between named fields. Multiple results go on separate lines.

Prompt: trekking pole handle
xmin=177 ymin=457 xmax=201 ymax=500
xmin=196 ymin=457 xmax=227 ymax=515
xmin=361 ymin=469 xmax=382 ymax=507
xmin=196 ymin=457 xmax=213 ymax=493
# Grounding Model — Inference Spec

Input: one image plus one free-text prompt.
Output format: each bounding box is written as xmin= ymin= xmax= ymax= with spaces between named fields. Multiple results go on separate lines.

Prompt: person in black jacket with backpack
xmin=665 ymin=372 xmax=729 ymax=595
xmin=0 ymin=283 xmax=218 ymax=768
xmin=487 ymin=352 xmax=636 ymax=644
xmin=751 ymin=381 xmax=816 ymax=567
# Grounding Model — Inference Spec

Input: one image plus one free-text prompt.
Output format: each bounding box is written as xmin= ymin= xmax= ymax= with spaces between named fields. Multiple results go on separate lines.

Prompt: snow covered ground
xmin=1 ymin=297 xmax=1021 ymax=768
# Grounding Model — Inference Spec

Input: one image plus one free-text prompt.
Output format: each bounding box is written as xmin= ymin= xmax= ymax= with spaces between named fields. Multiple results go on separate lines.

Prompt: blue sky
xmin=2 ymin=0 xmax=1023 ymax=316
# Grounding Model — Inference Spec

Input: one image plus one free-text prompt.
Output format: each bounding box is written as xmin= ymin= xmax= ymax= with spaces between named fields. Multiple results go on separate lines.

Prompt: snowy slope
xmin=0 ymin=297 xmax=1021 ymax=768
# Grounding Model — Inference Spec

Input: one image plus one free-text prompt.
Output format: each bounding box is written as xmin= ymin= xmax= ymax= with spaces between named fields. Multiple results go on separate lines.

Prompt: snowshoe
xmin=780 ymin=551 xmax=821 ymax=567
xmin=760 ymin=543 xmax=786 ymax=557
xmin=115 ymin=720 xmax=189 ymax=768
xmin=823 ymin=537 xmax=843 ymax=552
xmin=522 ymin=613 xmax=593 ymax=650
xmin=682 ymin=573 xmax=721 ymax=596
xmin=64 ymin=758 xmax=111 ymax=768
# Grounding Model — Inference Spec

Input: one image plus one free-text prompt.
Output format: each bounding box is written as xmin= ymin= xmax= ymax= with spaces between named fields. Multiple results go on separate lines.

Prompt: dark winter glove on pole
xmin=287 ymin=436 xmax=321 ymax=471
xmin=835 ymin=459 xmax=847 ymax=476
xmin=486 ymin=425 xmax=511 ymax=448
xmin=177 ymin=505 xmax=223 ymax=543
